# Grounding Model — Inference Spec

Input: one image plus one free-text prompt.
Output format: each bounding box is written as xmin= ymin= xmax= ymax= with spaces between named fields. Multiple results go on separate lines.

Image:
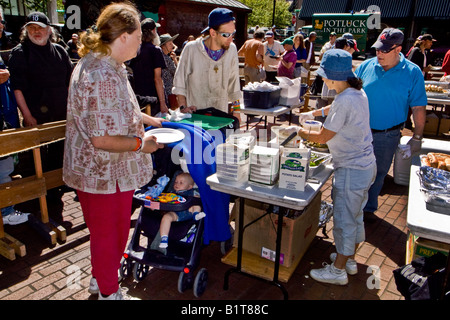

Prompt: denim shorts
xmin=176 ymin=209 xmax=194 ymax=222
xmin=332 ymin=164 xmax=377 ymax=256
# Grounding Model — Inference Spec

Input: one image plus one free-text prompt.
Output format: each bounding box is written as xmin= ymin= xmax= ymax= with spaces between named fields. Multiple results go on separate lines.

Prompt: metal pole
xmin=272 ymin=0 xmax=276 ymax=27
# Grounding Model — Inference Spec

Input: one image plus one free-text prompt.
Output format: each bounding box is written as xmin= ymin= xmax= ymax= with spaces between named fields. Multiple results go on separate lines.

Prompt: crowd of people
xmin=1 ymin=2 xmax=449 ymax=299
xmin=237 ymin=16 xmax=443 ymax=288
xmin=1 ymin=4 xmax=243 ymax=300
xmin=238 ymin=26 xmax=316 ymax=81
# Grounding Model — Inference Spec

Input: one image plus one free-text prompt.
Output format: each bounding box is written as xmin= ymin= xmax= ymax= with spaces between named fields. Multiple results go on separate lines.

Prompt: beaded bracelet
xmin=132 ymin=136 xmax=142 ymax=153
xmin=232 ymin=100 xmax=240 ymax=111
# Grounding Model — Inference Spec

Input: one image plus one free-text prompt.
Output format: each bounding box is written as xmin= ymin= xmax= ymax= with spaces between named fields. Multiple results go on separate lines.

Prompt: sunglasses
xmin=376 ymin=45 xmax=399 ymax=54
xmin=0 ymin=20 xmax=5 ymax=25
xmin=219 ymin=31 xmax=236 ymax=38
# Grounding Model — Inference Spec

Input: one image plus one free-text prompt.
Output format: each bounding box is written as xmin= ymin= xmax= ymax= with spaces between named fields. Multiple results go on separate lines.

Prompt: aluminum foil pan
xmin=417 ymin=166 xmax=450 ymax=213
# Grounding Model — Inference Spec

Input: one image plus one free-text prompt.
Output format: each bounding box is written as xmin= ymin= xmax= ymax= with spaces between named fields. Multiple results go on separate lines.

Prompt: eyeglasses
xmin=219 ymin=31 xmax=236 ymax=38
xmin=376 ymin=45 xmax=399 ymax=54
xmin=0 ymin=20 xmax=5 ymax=25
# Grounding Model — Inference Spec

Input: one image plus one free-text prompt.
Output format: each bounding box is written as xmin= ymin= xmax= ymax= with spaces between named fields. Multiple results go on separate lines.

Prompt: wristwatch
xmin=412 ymin=134 xmax=423 ymax=140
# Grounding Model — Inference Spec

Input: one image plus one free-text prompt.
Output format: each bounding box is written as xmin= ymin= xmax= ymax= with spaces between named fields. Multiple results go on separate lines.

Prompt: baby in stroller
xmin=158 ymin=172 xmax=206 ymax=250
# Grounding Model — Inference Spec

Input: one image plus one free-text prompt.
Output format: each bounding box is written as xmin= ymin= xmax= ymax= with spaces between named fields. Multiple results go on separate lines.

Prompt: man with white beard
xmin=8 ymin=12 xmax=73 ymax=219
xmin=9 ymin=12 xmax=73 ymax=127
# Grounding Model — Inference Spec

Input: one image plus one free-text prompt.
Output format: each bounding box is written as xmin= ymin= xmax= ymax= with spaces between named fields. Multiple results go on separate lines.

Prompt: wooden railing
xmin=0 ymin=121 xmax=67 ymax=260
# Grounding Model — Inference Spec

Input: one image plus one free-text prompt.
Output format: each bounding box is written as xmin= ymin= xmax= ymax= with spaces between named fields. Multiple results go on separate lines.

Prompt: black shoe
xmin=363 ymin=211 xmax=377 ymax=223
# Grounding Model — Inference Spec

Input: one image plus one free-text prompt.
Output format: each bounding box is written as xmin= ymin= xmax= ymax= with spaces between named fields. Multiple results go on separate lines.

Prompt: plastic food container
xmin=243 ymin=87 xmax=281 ymax=109
xmin=302 ymin=120 xmax=322 ymax=132
xmin=271 ymin=126 xmax=302 ymax=148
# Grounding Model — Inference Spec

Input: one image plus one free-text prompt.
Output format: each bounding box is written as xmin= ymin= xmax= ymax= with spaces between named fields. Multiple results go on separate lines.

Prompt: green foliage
xmin=241 ymin=0 xmax=292 ymax=28
xmin=0 ymin=0 xmax=11 ymax=9
xmin=24 ymin=0 xmax=48 ymax=12
xmin=6 ymin=0 xmax=65 ymax=13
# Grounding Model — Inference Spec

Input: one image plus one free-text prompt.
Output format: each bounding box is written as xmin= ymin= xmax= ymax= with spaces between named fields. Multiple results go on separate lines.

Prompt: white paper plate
xmin=145 ymin=128 xmax=185 ymax=144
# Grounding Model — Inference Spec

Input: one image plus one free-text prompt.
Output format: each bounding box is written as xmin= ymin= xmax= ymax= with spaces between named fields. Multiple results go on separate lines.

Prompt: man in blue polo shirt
xmin=355 ymin=28 xmax=427 ymax=222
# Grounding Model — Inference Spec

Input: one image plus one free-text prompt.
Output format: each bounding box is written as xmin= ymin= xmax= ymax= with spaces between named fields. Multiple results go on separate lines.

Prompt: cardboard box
xmin=406 ymin=231 xmax=450 ymax=264
xmin=249 ymin=146 xmax=280 ymax=185
xmin=216 ymin=163 xmax=249 ymax=182
xmin=226 ymin=132 xmax=256 ymax=150
xmin=423 ymin=113 xmax=439 ymax=135
xmin=216 ymin=142 xmax=251 ymax=181
xmin=421 ymin=112 xmax=450 ymax=136
xmin=278 ymin=147 xmax=310 ymax=191
xmin=233 ymin=191 xmax=321 ymax=267
xmin=422 ymin=117 xmax=450 ymax=136
xmin=439 ymin=118 xmax=450 ymax=135
xmin=216 ymin=142 xmax=250 ymax=165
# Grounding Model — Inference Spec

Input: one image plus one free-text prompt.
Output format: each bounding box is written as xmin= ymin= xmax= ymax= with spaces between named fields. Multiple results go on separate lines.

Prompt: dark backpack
xmin=310 ymin=75 xmax=324 ymax=95
xmin=393 ymin=252 xmax=449 ymax=300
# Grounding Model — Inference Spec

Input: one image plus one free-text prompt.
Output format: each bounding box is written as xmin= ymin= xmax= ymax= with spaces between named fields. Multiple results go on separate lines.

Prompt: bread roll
xmin=428 ymin=153 xmax=438 ymax=167
xmin=438 ymin=161 xmax=447 ymax=170
xmin=422 ymin=157 xmax=431 ymax=167
xmin=422 ymin=152 xmax=450 ymax=171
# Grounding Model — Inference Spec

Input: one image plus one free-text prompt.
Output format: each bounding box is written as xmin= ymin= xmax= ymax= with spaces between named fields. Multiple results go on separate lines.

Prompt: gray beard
xmin=153 ymin=35 xmax=160 ymax=46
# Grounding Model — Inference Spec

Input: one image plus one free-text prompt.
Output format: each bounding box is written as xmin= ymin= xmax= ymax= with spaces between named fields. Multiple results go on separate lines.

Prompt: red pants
xmin=77 ymin=187 xmax=134 ymax=295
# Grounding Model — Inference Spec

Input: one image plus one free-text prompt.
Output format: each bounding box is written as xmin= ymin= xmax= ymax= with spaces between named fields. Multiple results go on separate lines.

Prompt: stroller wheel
xmin=193 ymin=268 xmax=208 ymax=297
xmin=177 ymin=271 xmax=193 ymax=293
xmin=119 ymin=256 xmax=132 ymax=281
xmin=132 ymin=262 xmax=150 ymax=282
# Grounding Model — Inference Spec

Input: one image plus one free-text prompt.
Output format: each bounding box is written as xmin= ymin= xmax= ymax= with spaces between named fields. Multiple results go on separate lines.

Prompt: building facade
xmin=292 ymin=0 xmax=450 ymax=63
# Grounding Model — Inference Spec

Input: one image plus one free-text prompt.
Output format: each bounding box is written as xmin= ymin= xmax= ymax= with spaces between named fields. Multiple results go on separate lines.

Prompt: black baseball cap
xmin=141 ymin=18 xmax=160 ymax=31
xmin=25 ymin=12 xmax=50 ymax=28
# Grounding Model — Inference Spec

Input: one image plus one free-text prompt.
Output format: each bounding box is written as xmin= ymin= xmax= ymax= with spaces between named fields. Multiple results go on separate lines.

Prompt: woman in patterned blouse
xmin=63 ymin=2 xmax=164 ymax=300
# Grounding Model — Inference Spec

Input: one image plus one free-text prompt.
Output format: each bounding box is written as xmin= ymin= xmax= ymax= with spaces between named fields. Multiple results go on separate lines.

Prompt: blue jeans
xmin=0 ymin=157 xmax=15 ymax=216
xmin=364 ymin=129 xmax=401 ymax=213
xmin=333 ymin=164 xmax=377 ymax=256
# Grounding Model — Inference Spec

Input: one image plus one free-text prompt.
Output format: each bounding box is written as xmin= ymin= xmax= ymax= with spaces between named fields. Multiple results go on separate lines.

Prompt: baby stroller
xmin=120 ymin=122 xmax=232 ymax=297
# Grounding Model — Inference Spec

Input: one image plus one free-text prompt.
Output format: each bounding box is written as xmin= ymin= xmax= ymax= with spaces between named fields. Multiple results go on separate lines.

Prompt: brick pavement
xmin=0 ymin=108 xmax=416 ymax=301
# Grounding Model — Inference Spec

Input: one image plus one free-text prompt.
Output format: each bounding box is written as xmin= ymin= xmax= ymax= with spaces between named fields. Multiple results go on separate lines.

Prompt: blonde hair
xmin=176 ymin=172 xmax=194 ymax=187
xmin=78 ymin=2 xmax=140 ymax=57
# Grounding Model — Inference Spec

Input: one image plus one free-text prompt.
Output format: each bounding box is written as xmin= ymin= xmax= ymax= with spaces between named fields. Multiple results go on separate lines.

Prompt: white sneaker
xmin=98 ymin=288 xmax=124 ymax=300
xmin=2 ymin=210 xmax=30 ymax=225
xmin=310 ymin=262 xmax=348 ymax=285
xmin=98 ymin=288 xmax=140 ymax=300
xmin=88 ymin=278 xmax=99 ymax=295
xmin=330 ymin=253 xmax=358 ymax=275
xmin=194 ymin=211 xmax=206 ymax=221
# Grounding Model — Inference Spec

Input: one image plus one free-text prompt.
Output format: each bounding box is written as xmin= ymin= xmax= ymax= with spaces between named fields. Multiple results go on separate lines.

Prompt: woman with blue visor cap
xmin=282 ymin=49 xmax=377 ymax=285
